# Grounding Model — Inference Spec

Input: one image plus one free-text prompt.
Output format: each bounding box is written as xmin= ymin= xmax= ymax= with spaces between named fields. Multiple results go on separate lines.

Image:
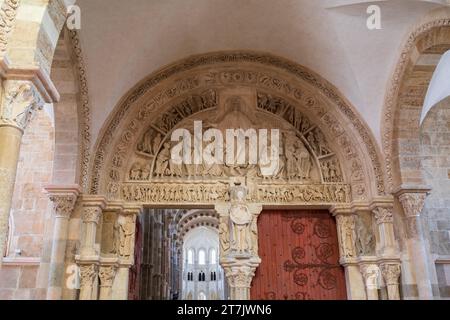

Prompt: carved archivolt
xmin=89 ymin=53 xmax=384 ymax=207
xmin=68 ymin=29 xmax=93 ymax=192
xmin=0 ymin=0 xmax=20 ymax=54
xmin=381 ymin=20 xmax=450 ymax=190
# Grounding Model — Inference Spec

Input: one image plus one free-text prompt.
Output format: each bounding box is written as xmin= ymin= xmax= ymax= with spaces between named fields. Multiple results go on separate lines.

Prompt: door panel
xmin=251 ymin=210 xmax=347 ymax=300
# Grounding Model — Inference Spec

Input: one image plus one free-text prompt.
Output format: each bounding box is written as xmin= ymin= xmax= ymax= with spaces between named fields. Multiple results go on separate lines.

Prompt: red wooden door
xmin=251 ymin=210 xmax=347 ymax=300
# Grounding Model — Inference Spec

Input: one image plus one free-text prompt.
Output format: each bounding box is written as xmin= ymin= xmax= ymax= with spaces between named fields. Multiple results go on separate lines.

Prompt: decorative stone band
xmin=0 ymin=80 xmax=44 ymax=131
xmin=118 ymin=182 xmax=351 ymax=205
xmin=0 ymin=0 xmax=20 ymax=55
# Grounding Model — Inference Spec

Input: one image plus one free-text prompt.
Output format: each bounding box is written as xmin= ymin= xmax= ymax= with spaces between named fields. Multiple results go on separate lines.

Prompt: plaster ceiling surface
xmin=74 ymin=0 xmax=450 ymax=147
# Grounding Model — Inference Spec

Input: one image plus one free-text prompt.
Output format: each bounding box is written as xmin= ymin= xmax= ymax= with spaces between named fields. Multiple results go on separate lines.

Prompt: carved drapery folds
xmin=0 ymin=80 xmax=44 ymax=131
xmin=114 ymin=213 xmax=136 ymax=262
xmin=335 ymin=214 xmax=357 ymax=261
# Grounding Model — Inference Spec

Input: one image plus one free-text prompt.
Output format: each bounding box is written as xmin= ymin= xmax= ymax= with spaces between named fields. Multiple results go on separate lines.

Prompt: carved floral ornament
xmin=89 ymin=53 xmax=386 ymax=203
xmin=49 ymin=194 xmax=78 ymax=218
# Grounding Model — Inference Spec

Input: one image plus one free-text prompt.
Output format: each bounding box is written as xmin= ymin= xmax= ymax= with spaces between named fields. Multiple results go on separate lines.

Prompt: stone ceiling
xmin=74 ymin=0 xmax=450 ymax=147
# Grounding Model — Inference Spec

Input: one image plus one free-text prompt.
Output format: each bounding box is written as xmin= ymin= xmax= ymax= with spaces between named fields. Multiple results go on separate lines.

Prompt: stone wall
xmin=421 ymin=96 xmax=450 ymax=299
xmin=0 ymin=110 xmax=55 ymax=300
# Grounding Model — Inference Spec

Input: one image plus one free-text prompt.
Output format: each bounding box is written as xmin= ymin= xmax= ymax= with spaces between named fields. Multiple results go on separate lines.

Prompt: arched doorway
xmin=75 ymin=51 xmax=393 ymax=300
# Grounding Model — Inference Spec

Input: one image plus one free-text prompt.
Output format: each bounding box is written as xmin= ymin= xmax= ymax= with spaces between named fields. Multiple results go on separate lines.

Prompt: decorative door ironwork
xmin=251 ymin=210 xmax=347 ymax=300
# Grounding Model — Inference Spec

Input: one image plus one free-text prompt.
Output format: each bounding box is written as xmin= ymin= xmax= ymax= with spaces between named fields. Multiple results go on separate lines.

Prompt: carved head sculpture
xmin=230 ymin=184 xmax=247 ymax=203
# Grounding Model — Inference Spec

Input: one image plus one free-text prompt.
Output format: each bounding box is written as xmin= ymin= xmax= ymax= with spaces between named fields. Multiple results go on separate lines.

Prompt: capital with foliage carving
xmin=398 ymin=193 xmax=427 ymax=218
xmin=380 ymin=263 xmax=401 ymax=286
xmin=373 ymin=207 xmax=394 ymax=224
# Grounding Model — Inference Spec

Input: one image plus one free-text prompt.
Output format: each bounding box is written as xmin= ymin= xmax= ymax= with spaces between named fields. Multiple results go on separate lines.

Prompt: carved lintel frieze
xmin=0 ymin=80 xmax=44 ymax=131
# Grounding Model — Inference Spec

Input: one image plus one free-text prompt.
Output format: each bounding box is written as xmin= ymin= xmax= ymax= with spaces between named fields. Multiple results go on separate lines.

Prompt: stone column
xmin=372 ymin=206 xmax=397 ymax=256
xmin=360 ymin=264 xmax=380 ymax=300
xmin=380 ymin=262 xmax=402 ymax=300
xmin=99 ymin=263 xmax=118 ymax=300
xmin=79 ymin=264 xmax=98 ymax=300
xmin=332 ymin=208 xmax=367 ymax=300
xmin=216 ymin=184 xmax=262 ymax=300
xmin=397 ymin=190 xmax=433 ymax=299
xmin=45 ymin=185 xmax=81 ymax=300
xmin=111 ymin=205 xmax=141 ymax=300
xmin=80 ymin=197 xmax=106 ymax=257
xmin=0 ymin=80 xmax=43 ymax=264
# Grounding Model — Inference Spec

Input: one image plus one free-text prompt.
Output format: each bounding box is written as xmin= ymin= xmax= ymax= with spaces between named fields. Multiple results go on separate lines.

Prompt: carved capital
xmin=79 ymin=264 xmax=98 ymax=288
xmin=99 ymin=265 xmax=117 ymax=287
xmin=380 ymin=263 xmax=401 ymax=286
xmin=360 ymin=264 xmax=380 ymax=288
xmin=48 ymin=194 xmax=78 ymax=218
xmin=223 ymin=264 xmax=257 ymax=289
xmin=82 ymin=207 xmax=102 ymax=224
xmin=0 ymin=80 xmax=44 ymax=131
xmin=373 ymin=207 xmax=394 ymax=224
xmin=398 ymin=193 xmax=427 ymax=219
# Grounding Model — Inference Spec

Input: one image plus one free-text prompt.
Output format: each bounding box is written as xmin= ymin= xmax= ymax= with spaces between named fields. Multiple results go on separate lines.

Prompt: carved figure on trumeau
xmin=229 ymin=185 xmax=253 ymax=254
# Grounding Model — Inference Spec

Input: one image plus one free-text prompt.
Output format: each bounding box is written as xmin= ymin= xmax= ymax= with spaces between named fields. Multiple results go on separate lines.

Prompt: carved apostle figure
xmin=154 ymin=142 xmax=171 ymax=177
xmin=230 ymin=204 xmax=253 ymax=254
xmin=118 ymin=215 xmax=135 ymax=258
xmin=338 ymin=216 xmax=356 ymax=258
xmin=229 ymin=185 xmax=253 ymax=254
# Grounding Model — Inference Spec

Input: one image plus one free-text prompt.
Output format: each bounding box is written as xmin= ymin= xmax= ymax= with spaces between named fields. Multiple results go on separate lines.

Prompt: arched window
xmin=187 ymin=249 xmax=194 ymax=265
xmin=210 ymin=249 xmax=217 ymax=264
xmin=198 ymin=249 xmax=206 ymax=265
